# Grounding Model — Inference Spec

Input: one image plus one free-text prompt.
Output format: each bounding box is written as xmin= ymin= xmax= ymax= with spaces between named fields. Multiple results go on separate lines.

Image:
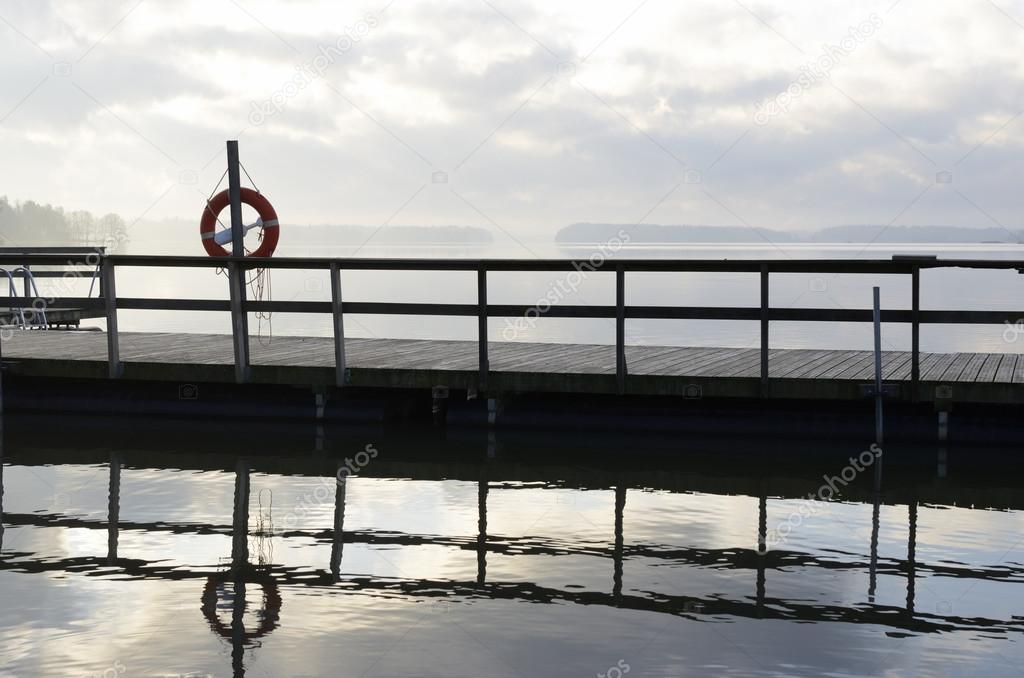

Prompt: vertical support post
xmin=228 ymin=262 xmax=250 ymax=383
xmin=0 ymin=317 xmax=5 ymax=416
xmin=0 ymin=420 xmax=5 ymax=551
xmin=873 ymin=286 xmax=884 ymax=447
xmin=107 ymin=452 xmax=120 ymax=564
xmin=760 ymin=264 xmax=769 ymax=395
xmin=101 ymin=257 xmax=122 ymax=378
xmin=227 ymin=140 xmax=245 ymax=258
xmin=330 ymin=262 xmax=346 ymax=387
xmin=231 ymin=457 xmax=250 ymax=573
xmin=911 ymin=266 xmax=920 ymax=397
xmin=226 ymin=141 xmax=250 ymax=383
xmin=616 ymin=266 xmax=626 ymax=395
xmin=477 ymin=267 xmax=488 ymax=392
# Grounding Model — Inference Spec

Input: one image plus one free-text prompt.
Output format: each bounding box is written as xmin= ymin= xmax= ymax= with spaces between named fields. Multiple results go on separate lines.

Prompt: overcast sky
xmin=1 ymin=0 xmax=1022 ymax=239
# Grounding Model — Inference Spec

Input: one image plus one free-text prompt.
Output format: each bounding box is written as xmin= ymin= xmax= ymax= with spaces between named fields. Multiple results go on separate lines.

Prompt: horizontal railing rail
xmin=0 ymin=253 xmax=1022 ymax=394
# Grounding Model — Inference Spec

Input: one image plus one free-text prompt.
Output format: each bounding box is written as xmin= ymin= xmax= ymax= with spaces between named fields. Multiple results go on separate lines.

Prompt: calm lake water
xmin=1 ymin=417 xmax=1022 ymax=677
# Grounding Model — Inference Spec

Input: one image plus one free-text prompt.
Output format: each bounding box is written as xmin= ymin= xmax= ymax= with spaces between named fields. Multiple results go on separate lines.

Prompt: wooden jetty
xmin=1 ymin=331 xmax=1022 ymax=403
xmin=0 ymin=253 xmax=1023 ymax=433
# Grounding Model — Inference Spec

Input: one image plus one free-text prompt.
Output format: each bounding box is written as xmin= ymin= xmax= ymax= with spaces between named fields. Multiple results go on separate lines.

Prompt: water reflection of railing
xmin=3 ymin=443 xmax=1024 ymax=675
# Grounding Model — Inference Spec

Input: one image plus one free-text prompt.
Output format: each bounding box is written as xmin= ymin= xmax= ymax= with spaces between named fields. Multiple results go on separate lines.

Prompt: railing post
xmin=0 ymin=317 xmax=5 ymax=416
xmin=330 ymin=262 xmax=347 ymax=387
xmin=911 ymin=266 xmax=920 ymax=398
xmin=477 ymin=266 xmax=488 ymax=391
xmin=101 ymin=257 xmax=122 ymax=378
xmin=873 ymin=286 xmax=884 ymax=447
xmin=616 ymin=265 xmax=626 ymax=395
xmin=760 ymin=264 xmax=769 ymax=396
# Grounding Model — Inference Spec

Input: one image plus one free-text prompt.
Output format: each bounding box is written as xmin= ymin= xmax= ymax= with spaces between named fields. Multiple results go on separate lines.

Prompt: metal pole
xmin=477 ymin=267 xmax=488 ymax=392
xmin=226 ymin=141 xmax=250 ymax=383
xmin=873 ymin=286 xmax=884 ymax=447
xmin=911 ymin=267 xmax=920 ymax=397
xmin=760 ymin=264 xmax=769 ymax=396
xmin=615 ymin=266 xmax=626 ymax=395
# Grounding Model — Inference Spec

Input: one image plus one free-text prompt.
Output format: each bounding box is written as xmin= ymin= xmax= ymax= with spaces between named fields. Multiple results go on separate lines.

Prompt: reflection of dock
xmin=3 ymin=426 xmax=1024 ymax=676
xmin=2 ymin=457 xmax=1022 ymax=641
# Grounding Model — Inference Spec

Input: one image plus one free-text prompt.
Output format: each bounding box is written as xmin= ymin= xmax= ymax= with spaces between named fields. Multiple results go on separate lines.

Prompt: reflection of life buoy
xmin=201 ymin=572 xmax=282 ymax=643
xmin=200 ymin=187 xmax=279 ymax=258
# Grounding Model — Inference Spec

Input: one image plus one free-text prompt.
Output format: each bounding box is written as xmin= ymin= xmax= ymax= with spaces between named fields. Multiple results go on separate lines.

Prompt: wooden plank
xmin=976 ymin=353 xmax=1003 ymax=383
xmin=803 ymin=351 xmax=868 ymax=379
xmin=955 ymin=353 xmax=991 ymax=382
xmin=769 ymin=350 xmax=837 ymax=379
xmin=994 ymin=353 xmax=1017 ymax=384
xmin=921 ymin=352 xmax=959 ymax=381
xmin=628 ymin=346 xmax=723 ymax=374
xmin=939 ymin=353 xmax=974 ymax=382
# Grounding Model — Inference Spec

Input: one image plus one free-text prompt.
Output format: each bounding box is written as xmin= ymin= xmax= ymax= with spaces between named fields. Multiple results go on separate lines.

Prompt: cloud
xmin=0 ymin=0 xmax=1021 ymax=238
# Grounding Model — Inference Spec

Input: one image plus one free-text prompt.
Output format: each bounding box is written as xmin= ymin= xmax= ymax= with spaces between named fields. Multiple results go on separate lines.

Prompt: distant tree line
xmin=0 ymin=197 xmax=129 ymax=249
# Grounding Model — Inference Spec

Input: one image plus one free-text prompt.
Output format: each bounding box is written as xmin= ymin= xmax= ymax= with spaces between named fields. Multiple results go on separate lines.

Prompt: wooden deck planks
xmin=1 ymin=332 xmax=1022 ymax=396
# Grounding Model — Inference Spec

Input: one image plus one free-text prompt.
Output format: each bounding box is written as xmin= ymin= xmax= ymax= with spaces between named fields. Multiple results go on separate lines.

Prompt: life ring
xmin=200 ymin=187 xmax=279 ymax=258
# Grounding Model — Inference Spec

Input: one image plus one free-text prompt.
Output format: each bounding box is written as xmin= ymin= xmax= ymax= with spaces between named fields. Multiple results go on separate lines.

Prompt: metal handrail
xmin=0 ymin=268 xmax=26 ymax=329
xmin=12 ymin=267 xmax=46 ymax=329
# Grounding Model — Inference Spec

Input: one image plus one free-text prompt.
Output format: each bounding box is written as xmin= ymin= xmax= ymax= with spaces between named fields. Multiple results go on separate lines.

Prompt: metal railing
xmin=0 ymin=252 xmax=1021 ymax=394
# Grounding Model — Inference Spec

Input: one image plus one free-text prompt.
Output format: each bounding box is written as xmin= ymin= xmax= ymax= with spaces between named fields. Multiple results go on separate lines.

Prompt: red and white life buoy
xmin=200 ymin=187 xmax=279 ymax=258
